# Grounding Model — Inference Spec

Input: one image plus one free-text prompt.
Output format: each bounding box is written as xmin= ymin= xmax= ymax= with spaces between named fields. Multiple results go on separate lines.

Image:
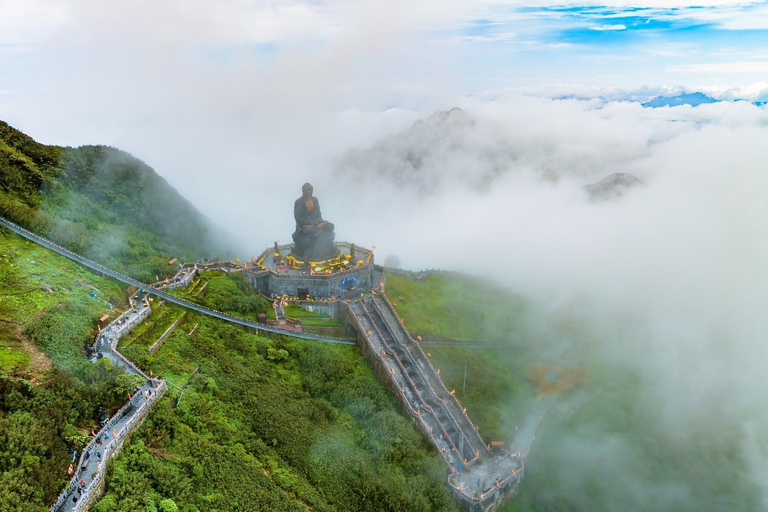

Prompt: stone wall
xmin=291 ymin=300 xmax=339 ymax=318
xmin=245 ymin=262 xmax=375 ymax=299
xmin=148 ymin=312 xmax=186 ymax=355
xmin=77 ymin=384 xmax=167 ymax=511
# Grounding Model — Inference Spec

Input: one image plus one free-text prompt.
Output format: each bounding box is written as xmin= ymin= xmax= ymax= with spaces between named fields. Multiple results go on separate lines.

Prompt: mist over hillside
xmin=4 ymin=2 xmax=768 ymax=510
xmin=0 ymin=121 xmax=234 ymax=280
xmin=320 ymin=96 xmax=768 ymax=511
xmin=8 ymin=93 xmax=768 ymax=510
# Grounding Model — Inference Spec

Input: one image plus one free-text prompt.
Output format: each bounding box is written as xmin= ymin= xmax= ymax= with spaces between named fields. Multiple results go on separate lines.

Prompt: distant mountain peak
xmin=336 ymin=107 xmax=488 ymax=193
xmin=584 ymin=172 xmax=644 ymax=201
xmin=641 ymin=92 xmax=717 ymax=108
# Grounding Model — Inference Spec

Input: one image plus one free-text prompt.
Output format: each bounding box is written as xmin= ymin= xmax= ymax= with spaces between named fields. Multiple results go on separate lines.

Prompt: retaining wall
xmin=149 ymin=312 xmax=186 ymax=355
xmin=76 ymin=384 xmax=168 ymax=511
xmin=245 ymin=263 xmax=376 ymax=299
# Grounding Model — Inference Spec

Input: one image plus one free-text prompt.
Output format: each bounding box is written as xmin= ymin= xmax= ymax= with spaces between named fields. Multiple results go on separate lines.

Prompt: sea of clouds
xmin=3 ymin=1 xmax=768 ymax=506
xmin=322 ymin=95 xmax=768 ymax=509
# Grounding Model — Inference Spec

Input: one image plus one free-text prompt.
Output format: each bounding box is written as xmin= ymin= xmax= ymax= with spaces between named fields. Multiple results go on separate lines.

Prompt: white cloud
xmin=322 ymin=94 xmax=768 ymax=419
xmin=461 ymin=31 xmax=518 ymax=43
xmin=668 ymin=61 xmax=768 ymax=74
xmin=590 ymin=24 xmax=627 ymax=31
xmin=1 ymin=1 xmax=768 ymax=503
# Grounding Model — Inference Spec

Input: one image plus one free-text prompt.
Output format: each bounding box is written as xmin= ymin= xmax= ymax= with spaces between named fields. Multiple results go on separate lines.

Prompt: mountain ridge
xmin=0 ymin=120 xmax=229 ymax=281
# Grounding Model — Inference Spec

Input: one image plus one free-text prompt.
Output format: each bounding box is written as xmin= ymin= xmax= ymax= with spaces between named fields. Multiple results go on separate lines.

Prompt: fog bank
xmin=311 ymin=96 xmax=768 ymax=509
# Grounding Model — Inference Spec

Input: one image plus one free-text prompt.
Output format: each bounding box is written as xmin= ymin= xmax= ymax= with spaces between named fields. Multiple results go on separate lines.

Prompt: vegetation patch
xmin=385 ymin=274 xmax=528 ymax=343
xmin=1 ymin=121 xmax=230 ymax=283
xmin=171 ymin=270 xmax=269 ymax=321
xmin=427 ymin=346 xmax=538 ymax=444
xmin=283 ymin=303 xmax=347 ymax=337
xmin=0 ymin=229 xmax=142 ymax=511
xmin=97 ymin=315 xmax=456 ymax=512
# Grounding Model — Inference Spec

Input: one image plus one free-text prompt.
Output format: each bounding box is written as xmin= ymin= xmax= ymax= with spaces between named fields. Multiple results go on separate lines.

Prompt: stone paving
xmin=49 ymin=289 xmax=167 ymax=512
xmin=347 ymin=292 xmax=530 ymax=511
xmin=0 ymin=215 xmax=548 ymax=512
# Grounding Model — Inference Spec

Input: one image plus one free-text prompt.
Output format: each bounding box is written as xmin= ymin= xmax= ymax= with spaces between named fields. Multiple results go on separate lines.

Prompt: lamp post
xmin=463 ymin=359 xmax=467 ymax=395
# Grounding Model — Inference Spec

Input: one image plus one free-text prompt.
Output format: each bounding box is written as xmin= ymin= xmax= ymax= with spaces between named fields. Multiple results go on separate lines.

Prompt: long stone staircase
xmin=344 ymin=293 xmax=524 ymax=512
xmin=1 ymin=214 xmax=540 ymax=512
xmin=49 ymin=290 xmax=167 ymax=512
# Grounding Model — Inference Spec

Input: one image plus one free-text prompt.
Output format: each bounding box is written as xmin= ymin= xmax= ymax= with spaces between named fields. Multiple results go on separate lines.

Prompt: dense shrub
xmin=97 ymin=316 xmax=456 ymax=512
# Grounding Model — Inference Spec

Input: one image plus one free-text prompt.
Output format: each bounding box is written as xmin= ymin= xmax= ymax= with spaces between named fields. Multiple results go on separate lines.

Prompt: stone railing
xmin=447 ymin=463 xmax=523 ymax=512
xmin=348 ymin=302 xmax=459 ymax=469
xmin=375 ymin=265 xmax=458 ymax=281
xmin=375 ymin=293 xmax=485 ymax=449
xmin=247 ymin=242 xmax=374 ymax=277
xmin=93 ymin=294 xmax=152 ymax=379
xmin=371 ymin=295 xmax=485 ymax=462
xmin=49 ymin=293 xmax=163 ymax=512
xmin=68 ymin=381 xmax=167 ymax=511
xmin=368 ymin=306 xmax=474 ymax=465
xmin=152 ymin=265 xmax=198 ymax=290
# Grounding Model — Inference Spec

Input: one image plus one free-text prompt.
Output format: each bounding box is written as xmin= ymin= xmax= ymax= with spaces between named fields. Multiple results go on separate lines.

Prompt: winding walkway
xmin=0 ymin=216 xmax=354 ymax=345
xmin=49 ymin=290 xmax=166 ymax=512
xmin=1 ymin=214 xmax=545 ymax=512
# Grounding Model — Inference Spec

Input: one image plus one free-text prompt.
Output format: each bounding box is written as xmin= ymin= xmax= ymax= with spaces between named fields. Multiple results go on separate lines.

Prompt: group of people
xmin=69 ymin=431 xmax=109 ymax=503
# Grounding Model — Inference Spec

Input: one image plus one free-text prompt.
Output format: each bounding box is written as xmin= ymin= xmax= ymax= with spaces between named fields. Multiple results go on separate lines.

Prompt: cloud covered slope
xmin=0 ymin=121 xmax=231 ymax=281
xmin=324 ymin=95 xmax=768 ymax=510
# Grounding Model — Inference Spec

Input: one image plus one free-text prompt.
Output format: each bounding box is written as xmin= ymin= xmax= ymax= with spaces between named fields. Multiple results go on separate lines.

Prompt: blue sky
xmin=0 ymin=0 xmax=766 ymax=192
xmin=1 ymin=1 xmax=767 ymax=114
xmin=433 ymin=3 xmax=768 ymax=90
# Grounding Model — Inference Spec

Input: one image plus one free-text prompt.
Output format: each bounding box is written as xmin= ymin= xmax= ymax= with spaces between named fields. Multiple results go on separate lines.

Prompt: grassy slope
xmin=0 ymin=227 xmax=127 ymax=375
xmin=98 ymin=288 xmax=457 ymax=512
xmin=283 ymin=303 xmax=347 ymax=338
xmin=0 ymin=120 xmax=228 ymax=282
xmin=385 ymin=274 xmax=528 ymax=343
xmin=0 ymin=227 xmax=141 ymax=511
xmin=0 ymin=120 xmax=230 ymax=510
xmin=0 ymin=226 xmax=456 ymax=512
xmin=387 ymin=274 xmax=763 ymax=512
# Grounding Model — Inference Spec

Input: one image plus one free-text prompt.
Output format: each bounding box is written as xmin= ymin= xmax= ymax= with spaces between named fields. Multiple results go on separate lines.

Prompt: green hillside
xmin=0 ymin=120 xmax=227 ymax=282
xmin=386 ymin=274 xmax=763 ymax=512
xmin=0 ymin=223 xmax=456 ymax=512
xmin=0 ymin=227 xmax=138 ymax=511
xmin=96 ymin=305 xmax=454 ymax=512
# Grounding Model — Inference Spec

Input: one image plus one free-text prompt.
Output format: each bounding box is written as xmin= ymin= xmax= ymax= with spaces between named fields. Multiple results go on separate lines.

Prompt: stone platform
xmin=244 ymin=242 xmax=376 ymax=299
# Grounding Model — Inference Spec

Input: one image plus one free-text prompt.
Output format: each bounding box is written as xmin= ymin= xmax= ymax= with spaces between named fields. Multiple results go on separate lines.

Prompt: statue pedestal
xmin=290 ymin=225 xmax=339 ymax=262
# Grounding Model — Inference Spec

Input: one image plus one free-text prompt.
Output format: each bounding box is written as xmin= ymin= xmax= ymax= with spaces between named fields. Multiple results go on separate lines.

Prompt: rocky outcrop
xmin=584 ymin=172 xmax=644 ymax=201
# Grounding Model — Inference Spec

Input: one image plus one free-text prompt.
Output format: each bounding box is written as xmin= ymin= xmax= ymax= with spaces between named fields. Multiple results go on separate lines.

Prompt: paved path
xmin=0 ymin=216 xmax=354 ymax=345
xmin=49 ymin=291 xmax=166 ymax=512
xmin=511 ymin=399 xmax=551 ymax=461
xmin=347 ymin=293 xmax=525 ymax=510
